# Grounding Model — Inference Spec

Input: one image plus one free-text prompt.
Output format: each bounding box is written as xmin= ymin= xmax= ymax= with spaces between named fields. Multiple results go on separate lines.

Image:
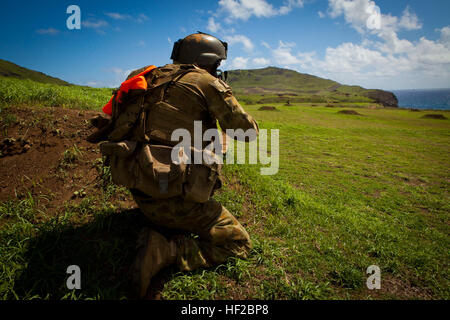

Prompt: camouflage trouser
xmin=131 ymin=190 xmax=252 ymax=271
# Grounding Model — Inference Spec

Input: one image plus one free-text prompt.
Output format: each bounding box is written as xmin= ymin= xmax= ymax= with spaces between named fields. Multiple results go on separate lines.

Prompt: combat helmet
xmin=171 ymin=32 xmax=228 ymax=72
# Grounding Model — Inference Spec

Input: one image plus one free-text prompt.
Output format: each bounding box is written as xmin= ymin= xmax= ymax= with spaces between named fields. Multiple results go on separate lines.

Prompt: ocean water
xmin=392 ymin=88 xmax=450 ymax=110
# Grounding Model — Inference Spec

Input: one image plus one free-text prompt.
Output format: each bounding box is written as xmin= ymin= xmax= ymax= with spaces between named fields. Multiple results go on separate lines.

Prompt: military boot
xmin=130 ymin=228 xmax=177 ymax=299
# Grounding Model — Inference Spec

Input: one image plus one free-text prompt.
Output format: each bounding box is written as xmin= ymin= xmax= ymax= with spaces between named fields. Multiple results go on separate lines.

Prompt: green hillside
xmin=0 ymin=59 xmax=71 ymax=86
xmin=228 ymin=67 xmax=337 ymax=93
xmin=227 ymin=67 xmax=399 ymax=107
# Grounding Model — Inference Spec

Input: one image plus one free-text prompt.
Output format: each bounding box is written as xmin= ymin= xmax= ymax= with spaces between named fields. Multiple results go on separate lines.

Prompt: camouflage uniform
xmin=131 ymin=191 xmax=252 ymax=271
xmin=127 ymin=64 xmax=258 ymax=271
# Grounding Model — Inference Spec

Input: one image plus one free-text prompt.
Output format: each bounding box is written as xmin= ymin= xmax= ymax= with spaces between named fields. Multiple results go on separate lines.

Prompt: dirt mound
xmin=421 ymin=114 xmax=447 ymax=120
xmin=258 ymin=106 xmax=278 ymax=111
xmin=338 ymin=110 xmax=362 ymax=115
xmin=0 ymin=105 xmax=134 ymax=216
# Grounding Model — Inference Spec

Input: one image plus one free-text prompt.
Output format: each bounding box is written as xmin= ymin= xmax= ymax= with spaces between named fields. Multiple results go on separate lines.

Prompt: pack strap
xmin=146 ymin=65 xmax=198 ymax=94
xmin=140 ymin=66 xmax=199 ymax=142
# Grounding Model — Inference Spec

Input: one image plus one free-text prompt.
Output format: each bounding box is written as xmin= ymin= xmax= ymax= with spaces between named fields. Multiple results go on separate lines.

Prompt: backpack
xmin=88 ymin=64 xmax=222 ymax=202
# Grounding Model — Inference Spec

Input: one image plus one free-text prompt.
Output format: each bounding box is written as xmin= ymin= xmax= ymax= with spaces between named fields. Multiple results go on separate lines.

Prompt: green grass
xmin=0 ymin=76 xmax=111 ymax=110
xmin=160 ymin=103 xmax=449 ymax=300
xmin=61 ymin=145 xmax=84 ymax=167
xmin=0 ymin=197 xmax=143 ymax=300
xmin=0 ymin=78 xmax=449 ymax=299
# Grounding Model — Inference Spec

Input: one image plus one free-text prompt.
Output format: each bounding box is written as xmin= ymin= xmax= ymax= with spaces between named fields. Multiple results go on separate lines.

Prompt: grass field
xmin=0 ymin=77 xmax=449 ymax=300
xmin=0 ymin=76 xmax=111 ymax=110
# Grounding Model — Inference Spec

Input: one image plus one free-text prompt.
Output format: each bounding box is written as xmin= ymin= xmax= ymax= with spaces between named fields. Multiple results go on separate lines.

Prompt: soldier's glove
xmin=86 ymin=115 xmax=111 ymax=143
xmin=90 ymin=115 xmax=110 ymax=129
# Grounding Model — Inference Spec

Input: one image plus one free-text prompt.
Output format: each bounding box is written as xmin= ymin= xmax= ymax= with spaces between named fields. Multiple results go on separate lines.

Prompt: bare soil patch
xmin=361 ymin=274 xmax=433 ymax=300
xmin=258 ymin=106 xmax=278 ymax=111
xmin=421 ymin=114 xmax=447 ymax=120
xmin=338 ymin=110 xmax=362 ymax=116
xmin=0 ymin=105 xmax=134 ymax=217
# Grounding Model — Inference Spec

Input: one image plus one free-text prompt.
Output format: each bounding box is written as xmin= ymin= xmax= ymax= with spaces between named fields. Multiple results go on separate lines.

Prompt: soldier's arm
xmin=206 ymin=78 xmax=259 ymax=140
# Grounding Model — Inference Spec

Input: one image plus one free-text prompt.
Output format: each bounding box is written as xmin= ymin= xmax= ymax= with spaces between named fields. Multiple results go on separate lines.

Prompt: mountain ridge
xmin=226 ymin=66 xmax=398 ymax=107
xmin=0 ymin=59 xmax=71 ymax=86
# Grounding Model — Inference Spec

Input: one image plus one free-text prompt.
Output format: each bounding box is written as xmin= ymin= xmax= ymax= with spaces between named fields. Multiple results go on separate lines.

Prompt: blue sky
xmin=0 ymin=0 xmax=449 ymax=90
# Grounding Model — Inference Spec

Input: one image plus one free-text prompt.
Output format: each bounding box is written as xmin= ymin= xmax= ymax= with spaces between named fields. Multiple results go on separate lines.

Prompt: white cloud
xmin=229 ymin=57 xmax=249 ymax=69
xmin=279 ymin=40 xmax=296 ymax=48
xmin=36 ymin=28 xmax=59 ymax=35
xmin=409 ymin=37 xmax=450 ymax=66
xmin=82 ymin=19 xmax=108 ymax=34
xmin=296 ymin=51 xmax=316 ymax=69
xmin=101 ymin=67 xmax=135 ymax=87
xmin=327 ymin=0 xmax=422 ymax=35
xmin=285 ymin=0 xmax=450 ymax=89
xmin=224 ymin=34 xmax=254 ymax=51
xmin=279 ymin=0 xmax=305 ymax=15
xmin=251 ymin=1 xmax=450 ymax=89
xmin=295 ymin=35 xmax=450 ymax=89
xmin=88 ymin=67 xmax=141 ymax=88
xmin=107 ymin=67 xmax=127 ymax=75
xmin=253 ymin=57 xmax=270 ymax=66
xmin=324 ymin=43 xmax=409 ymax=76
xmin=105 ymin=12 xmax=131 ymax=20
xmin=104 ymin=12 xmax=149 ymax=24
xmin=219 ymin=59 xmax=228 ymax=69
xmin=219 ymin=0 xmax=276 ymax=21
xmin=207 ymin=17 xmax=221 ymax=33
xmin=327 ymin=0 xmax=372 ymax=33
xmin=398 ymin=6 xmax=422 ymax=31
xmin=376 ymin=30 xmax=414 ymax=54
xmin=437 ymin=26 xmax=450 ymax=48
xmin=272 ymin=41 xmax=301 ymax=65
xmin=136 ymin=14 xmax=149 ymax=23
xmin=261 ymin=41 xmax=271 ymax=49
xmin=82 ymin=19 xmax=108 ymax=29
xmin=219 ymin=0 xmax=303 ymax=22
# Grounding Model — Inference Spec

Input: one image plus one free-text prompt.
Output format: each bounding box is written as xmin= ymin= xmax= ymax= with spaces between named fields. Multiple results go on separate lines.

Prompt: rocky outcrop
xmin=364 ymin=90 xmax=399 ymax=107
